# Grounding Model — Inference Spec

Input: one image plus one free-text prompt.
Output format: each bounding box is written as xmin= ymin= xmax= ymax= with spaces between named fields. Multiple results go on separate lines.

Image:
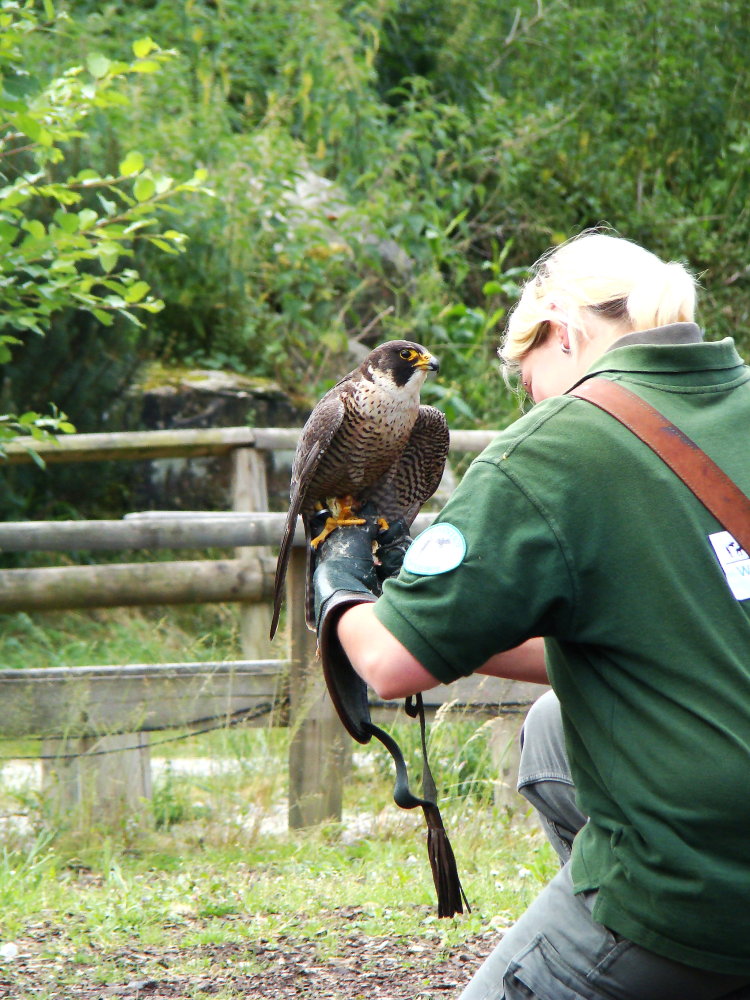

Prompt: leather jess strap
xmin=569 ymin=379 xmax=750 ymax=555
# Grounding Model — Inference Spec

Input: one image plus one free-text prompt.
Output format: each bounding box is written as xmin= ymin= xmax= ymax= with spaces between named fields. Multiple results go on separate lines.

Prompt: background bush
xmin=2 ymin=0 xmax=749 ymax=519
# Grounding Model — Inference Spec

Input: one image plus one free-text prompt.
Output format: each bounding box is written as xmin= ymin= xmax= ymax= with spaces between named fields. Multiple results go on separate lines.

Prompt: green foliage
xmin=0 ymin=18 xmax=204 ymax=339
xmin=0 ymin=4 xmax=211 ymax=458
xmin=384 ymin=0 xmax=750 ymax=347
xmin=372 ymin=711 xmax=501 ymax=805
xmin=0 ymin=407 xmax=74 ymax=468
xmin=152 ymin=762 xmax=195 ymax=829
xmin=0 ymin=605 xmax=240 ymax=668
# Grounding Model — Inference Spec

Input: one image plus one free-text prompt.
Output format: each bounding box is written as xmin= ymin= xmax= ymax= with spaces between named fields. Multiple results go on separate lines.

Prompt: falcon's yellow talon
xmin=377 ymin=517 xmax=389 ymax=531
xmin=310 ymin=514 xmax=367 ymax=549
xmin=310 ymin=517 xmax=339 ymax=549
xmin=332 ymin=494 xmax=359 ymax=520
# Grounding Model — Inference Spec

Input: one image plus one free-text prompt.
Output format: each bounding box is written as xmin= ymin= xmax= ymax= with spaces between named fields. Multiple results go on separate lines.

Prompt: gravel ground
xmin=0 ymin=910 xmax=501 ymax=999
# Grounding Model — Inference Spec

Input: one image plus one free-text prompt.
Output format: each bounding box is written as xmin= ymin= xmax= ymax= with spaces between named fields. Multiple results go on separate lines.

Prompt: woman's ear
xmin=550 ymin=319 xmax=572 ymax=355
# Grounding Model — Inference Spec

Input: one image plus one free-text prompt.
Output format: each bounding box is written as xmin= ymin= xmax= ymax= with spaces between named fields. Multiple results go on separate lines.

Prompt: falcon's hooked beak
xmin=415 ymin=351 xmax=439 ymax=373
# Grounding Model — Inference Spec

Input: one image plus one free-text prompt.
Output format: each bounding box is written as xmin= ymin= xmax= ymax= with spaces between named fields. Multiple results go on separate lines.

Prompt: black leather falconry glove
xmin=312 ymin=504 xmax=469 ymax=919
xmin=313 ymin=502 xmax=381 ymax=743
xmin=313 ymin=504 xmax=412 ymax=627
xmin=313 ymin=503 xmax=415 ymax=740
xmin=374 ymin=516 xmax=413 ymax=584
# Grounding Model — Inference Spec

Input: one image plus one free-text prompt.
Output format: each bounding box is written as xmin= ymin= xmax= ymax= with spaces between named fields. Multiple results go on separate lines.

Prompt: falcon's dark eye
xmin=399 ymin=348 xmax=415 ymax=360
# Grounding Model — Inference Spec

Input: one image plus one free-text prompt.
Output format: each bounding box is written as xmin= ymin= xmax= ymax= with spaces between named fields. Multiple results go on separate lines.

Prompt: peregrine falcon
xmin=269 ymin=340 xmax=449 ymax=639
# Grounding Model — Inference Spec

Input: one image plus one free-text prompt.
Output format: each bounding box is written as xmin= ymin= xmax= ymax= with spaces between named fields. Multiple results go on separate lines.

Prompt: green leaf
xmin=133 ymin=176 xmax=156 ymax=202
xmin=27 ymin=447 xmax=47 ymax=470
xmin=78 ymin=209 xmax=98 ymax=229
xmin=154 ymin=174 xmax=174 ymax=195
xmin=124 ymin=280 xmax=150 ymax=303
xmin=132 ymin=37 xmax=157 ymax=59
xmin=0 ymin=220 xmax=18 ymax=244
xmin=53 ymin=211 xmax=80 ymax=234
xmin=119 ymin=151 xmax=145 ymax=177
xmin=15 ymin=114 xmax=41 ymax=142
xmin=148 ymin=237 xmax=179 ymax=253
xmin=138 ymin=299 xmax=165 ymax=314
xmin=98 ymin=243 xmax=120 ymax=272
xmin=130 ymin=60 xmax=161 ymax=74
xmin=97 ymin=195 xmax=117 ymax=216
xmin=50 ymin=257 xmax=78 ymax=271
xmin=74 ymin=169 xmax=100 ymax=183
xmin=87 ymin=53 xmax=112 ymax=79
xmin=22 ymin=219 xmax=46 ymax=240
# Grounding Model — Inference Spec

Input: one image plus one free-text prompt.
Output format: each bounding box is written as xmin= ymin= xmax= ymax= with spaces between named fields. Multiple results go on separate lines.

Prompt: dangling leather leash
xmin=569 ymin=379 xmax=750 ymax=552
xmin=364 ymin=693 xmax=469 ymax=918
xmin=319 ymin=598 xmax=469 ymax=918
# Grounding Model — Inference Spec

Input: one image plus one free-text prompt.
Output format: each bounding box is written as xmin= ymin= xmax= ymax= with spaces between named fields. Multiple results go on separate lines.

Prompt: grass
xmin=0 ymin=604 xmax=241 ymax=669
xmin=0 ymin=608 xmax=557 ymax=996
xmin=0 ymin=721 xmax=557 ymax=995
xmin=0 ymin=808 xmax=556 ymax=992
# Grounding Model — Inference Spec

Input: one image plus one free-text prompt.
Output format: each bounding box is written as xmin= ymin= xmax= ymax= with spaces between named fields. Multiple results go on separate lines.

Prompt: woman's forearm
xmin=337 ymin=605 xmax=548 ymax=697
xmin=475 ymin=637 xmax=549 ymax=685
xmin=337 ymin=603 xmax=439 ymax=700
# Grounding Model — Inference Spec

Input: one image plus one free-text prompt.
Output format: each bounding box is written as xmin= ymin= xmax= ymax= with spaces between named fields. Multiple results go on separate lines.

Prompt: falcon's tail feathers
xmin=304 ymin=550 xmax=316 ymax=633
xmin=269 ymin=502 xmax=300 ymax=640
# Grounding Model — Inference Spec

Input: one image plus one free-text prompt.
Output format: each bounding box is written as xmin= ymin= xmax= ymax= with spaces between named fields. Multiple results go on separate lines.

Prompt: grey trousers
xmin=458 ymin=690 xmax=750 ymax=1000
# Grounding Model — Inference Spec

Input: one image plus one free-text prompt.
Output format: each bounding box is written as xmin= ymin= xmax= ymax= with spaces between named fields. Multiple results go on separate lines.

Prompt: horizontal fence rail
xmin=0 ymin=660 xmax=289 ymax=739
xmin=0 ymin=556 xmax=277 ymax=612
xmin=3 ymin=426 xmax=499 ymax=464
xmin=0 ymin=511 xmax=437 ymax=553
xmin=0 ymin=660 xmax=536 ymax=741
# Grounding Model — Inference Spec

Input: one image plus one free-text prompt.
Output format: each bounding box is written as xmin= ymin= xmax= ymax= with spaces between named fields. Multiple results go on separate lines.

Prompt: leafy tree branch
xmin=0 ymin=5 xmax=212 ymax=457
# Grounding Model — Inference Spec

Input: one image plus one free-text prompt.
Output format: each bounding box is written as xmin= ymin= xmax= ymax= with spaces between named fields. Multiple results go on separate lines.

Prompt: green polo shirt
xmin=375 ymin=325 xmax=750 ymax=974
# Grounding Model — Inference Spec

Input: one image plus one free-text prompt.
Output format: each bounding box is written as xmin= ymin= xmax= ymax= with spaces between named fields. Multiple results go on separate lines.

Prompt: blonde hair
xmin=500 ymin=232 xmax=697 ymax=368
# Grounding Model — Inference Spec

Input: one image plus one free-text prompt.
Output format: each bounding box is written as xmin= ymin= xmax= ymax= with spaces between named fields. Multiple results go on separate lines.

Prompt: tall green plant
xmin=0 ymin=4 xmax=211 ymax=457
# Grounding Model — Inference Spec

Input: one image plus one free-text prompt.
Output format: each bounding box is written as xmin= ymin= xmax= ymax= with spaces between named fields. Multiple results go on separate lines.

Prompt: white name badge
xmin=708 ymin=531 xmax=750 ymax=602
xmin=403 ymin=523 xmax=467 ymax=575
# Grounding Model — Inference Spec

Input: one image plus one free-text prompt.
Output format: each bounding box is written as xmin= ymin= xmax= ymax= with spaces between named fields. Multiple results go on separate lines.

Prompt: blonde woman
xmin=313 ymin=232 xmax=750 ymax=998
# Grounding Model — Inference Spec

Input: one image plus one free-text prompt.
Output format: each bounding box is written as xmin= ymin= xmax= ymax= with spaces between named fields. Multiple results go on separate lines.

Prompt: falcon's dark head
xmin=364 ymin=340 xmax=439 ymax=389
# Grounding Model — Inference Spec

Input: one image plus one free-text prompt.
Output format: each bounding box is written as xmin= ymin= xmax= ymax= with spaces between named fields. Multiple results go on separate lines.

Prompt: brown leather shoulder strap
xmin=569 ymin=378 xmax=750 ymax=554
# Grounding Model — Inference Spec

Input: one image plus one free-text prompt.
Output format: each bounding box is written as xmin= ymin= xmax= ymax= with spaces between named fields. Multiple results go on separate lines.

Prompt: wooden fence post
xmin=287 ymin=546 xmax=350 ymax=828
xmin=231 ymin=447 xmax=273 ymax=660
xmin=488 ymin=714 xmax=524 ymax=811
xmin=41 ymin=734 xmax=153 ymax=831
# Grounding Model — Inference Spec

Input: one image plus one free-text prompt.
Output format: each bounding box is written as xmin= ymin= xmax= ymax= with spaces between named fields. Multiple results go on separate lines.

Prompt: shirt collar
xmin=606 ymin=322 xmax=703 ymax=350
xmin=581 ymin=323 xmax=746 ymax=379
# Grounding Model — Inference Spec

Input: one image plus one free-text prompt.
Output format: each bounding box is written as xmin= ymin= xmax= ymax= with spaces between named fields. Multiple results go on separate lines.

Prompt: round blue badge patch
xmin=403 ymin=523 xmax=467 ymax=576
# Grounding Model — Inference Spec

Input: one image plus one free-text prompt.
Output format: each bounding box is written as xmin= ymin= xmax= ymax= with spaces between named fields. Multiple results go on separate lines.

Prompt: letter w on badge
xmin=709 ymin=531 xmax=750 ymax=601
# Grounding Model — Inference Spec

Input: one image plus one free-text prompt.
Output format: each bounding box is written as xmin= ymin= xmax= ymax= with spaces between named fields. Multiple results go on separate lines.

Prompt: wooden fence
xmin=0 ymin=426 xmax=542 ymax=831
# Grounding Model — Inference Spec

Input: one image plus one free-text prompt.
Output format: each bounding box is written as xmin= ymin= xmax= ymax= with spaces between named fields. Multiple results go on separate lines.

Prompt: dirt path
xmin=1 ymin=913 xmax=499 ymax=999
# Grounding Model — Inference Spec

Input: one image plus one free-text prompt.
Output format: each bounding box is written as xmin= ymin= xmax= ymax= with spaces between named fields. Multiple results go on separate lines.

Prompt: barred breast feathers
xmin=270 ymin=340 xmax=444 ymax=639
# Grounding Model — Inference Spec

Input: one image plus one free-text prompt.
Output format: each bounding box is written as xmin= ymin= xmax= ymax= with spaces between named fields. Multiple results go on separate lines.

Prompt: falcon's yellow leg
xmin=310 ymin=495 xmax=368 ymax=549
